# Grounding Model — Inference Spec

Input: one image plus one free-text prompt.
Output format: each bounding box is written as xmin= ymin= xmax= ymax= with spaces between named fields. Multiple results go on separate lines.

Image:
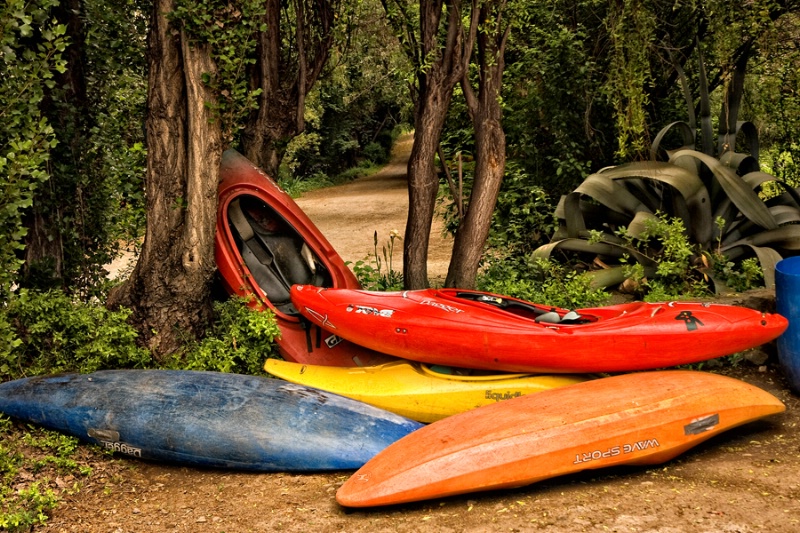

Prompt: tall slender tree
xmin=382 ymin=0 xmax=479 ymax=288
xmin=445 ymin=0 xmax=511 ymax=288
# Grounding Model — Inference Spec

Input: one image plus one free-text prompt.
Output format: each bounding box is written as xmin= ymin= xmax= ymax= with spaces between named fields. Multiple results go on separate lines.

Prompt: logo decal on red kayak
xmin=346 ymin=305 xmax=395 ymax=318
xmin=304 ymin=307 xmax=337 ymax=329
xmin=675 ymin=310 xmax=704 ymax=331
xmin=324 ymin=334 xmax=344 ymax=349
xmin=420 ymin=299 xmax=464 ymax=314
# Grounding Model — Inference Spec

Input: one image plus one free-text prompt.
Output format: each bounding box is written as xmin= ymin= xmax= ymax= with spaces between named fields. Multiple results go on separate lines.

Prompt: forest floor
xmin=41 ymin=135 xmax=800 ymax=532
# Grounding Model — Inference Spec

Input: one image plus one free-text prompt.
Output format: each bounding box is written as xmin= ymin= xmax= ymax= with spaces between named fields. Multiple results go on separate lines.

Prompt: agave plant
xmin=533 ymin=119 xmax=800 ymax=293
xmin=533 ymin=42 xmax=800 ymax=295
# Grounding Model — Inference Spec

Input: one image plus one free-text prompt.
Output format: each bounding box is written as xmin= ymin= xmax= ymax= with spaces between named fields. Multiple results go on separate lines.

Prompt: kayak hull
xmin=215 ymin=149 xmax=394 ymax=367
xmin=291 ymin=286 xmax=788 ymax=373
xmin=0 ymin=370 xmax=422 ymax=471
xmin=336 ymin=370 xmax=785 ymax=506
xmin=265 ymin=359 xmax=591 ymax=423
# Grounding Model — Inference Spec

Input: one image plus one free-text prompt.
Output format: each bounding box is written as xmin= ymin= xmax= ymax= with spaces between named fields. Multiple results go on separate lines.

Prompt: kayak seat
xmin=535 ymin=310 xmax=588 ymax=325
xmin=534 ymin=311 xmax=562 ymax=324
xmin=228 ymin=197 xmax=329 ymax=314
xmin=454 ymin=291 xmax=592 ymax=324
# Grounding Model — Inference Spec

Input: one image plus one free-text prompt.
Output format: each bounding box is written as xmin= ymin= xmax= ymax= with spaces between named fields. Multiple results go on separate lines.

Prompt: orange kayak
xmin=336 ymin=370 xmax=784 ymax=507
xmin=291 ymin=286 xmax=788 ymax=373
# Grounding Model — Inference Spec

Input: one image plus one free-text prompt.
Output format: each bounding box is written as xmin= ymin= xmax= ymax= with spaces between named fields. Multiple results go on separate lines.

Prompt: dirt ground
xmin=295 ymin=134 xmax=453 ymax=284
xmin=41 ymin=136 xmax=800 ymax=532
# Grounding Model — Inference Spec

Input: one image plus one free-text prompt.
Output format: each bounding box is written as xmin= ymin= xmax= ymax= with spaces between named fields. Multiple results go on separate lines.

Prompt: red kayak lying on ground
xmin=215 ymin=149 xmax=394 ymax=367
xmin=290 ymin=286 xmax=788 ymax=373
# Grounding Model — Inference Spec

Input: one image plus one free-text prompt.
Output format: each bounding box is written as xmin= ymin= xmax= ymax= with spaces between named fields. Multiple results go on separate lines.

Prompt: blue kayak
xmin=0 ymin=370 xmax=423 ymax=471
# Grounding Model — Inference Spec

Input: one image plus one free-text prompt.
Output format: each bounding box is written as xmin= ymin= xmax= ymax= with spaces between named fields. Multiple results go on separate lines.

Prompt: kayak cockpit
xmin=228 ymin=195 xmax=332 ymax=315
xmin=448 ymin=290 xmax=598 ymax=325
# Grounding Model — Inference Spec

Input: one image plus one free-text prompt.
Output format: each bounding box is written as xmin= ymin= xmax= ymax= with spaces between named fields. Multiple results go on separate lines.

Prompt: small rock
xmin=132 ymin=508 xmax=141 ymax=515
xmin=744 ymin=349 xmax=769 ymax=366
xmin=196 ymin=516 xmax=207 ymax=523
xmin=759 ymin=365 xmax=768 ymax=372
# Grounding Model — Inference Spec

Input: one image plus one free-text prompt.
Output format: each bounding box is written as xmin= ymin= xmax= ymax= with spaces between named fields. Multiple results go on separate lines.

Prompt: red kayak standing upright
xmin=215 ymin=149 xmax=394 ymax=367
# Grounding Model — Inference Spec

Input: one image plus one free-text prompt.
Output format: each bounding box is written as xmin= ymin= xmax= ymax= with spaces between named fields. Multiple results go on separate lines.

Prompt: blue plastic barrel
xmin=775 ymin=256 xmax=800 ymax=393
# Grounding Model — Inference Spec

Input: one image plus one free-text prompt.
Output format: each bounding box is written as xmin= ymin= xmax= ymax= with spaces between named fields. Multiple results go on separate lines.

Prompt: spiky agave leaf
xmin=538 ymin=131 xmax=800 ymax=293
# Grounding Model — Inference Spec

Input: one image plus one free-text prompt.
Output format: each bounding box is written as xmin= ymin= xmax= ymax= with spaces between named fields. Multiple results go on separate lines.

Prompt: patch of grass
xmin=0 ymin=417 xmax=95 ymax=531
xmin=279 ymin=161 xmax=384 ymax=198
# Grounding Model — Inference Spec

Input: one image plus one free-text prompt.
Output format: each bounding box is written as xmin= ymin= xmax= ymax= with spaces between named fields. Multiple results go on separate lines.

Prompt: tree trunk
xmin=445 ymin=118 xmax=506 ymax=288
xmin=23 ymin=0 xmax=86 ymax=289
xmin=445 ymin=0 xmax=509 ymax=289
xmin=403 ymin=94 xmax=452 ymax=289
xmin=401 ymin=0 xmax=478 ymax=289
xmin=107 ymin=0 xmax=223 ymax=359
xmin=241 ymin=0 xmax=337 ymax=178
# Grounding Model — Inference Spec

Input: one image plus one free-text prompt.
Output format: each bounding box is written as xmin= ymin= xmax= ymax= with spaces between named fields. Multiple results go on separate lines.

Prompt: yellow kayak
xmin=264 ymin=359 xmax=592 ymax=423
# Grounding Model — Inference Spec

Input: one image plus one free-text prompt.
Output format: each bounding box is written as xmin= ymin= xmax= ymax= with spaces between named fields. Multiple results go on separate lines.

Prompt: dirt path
xmin=39 ymin=139 xmax=800 ymax=532
xmin=295 ymin=133 xmax=452 ymax=284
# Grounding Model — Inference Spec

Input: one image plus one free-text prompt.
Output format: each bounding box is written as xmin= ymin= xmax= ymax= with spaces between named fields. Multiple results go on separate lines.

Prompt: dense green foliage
xmin=166 ymin=297 xmax=281 ymax=376
xmin=0 ymin=289 xmax=152 ymax=379
xmin=435 ymin=1 xmax=800 ymax=303
xmin=0 ymin=0 xmax=67 ymax=301
xmin=279 ymin=0 xmax=411 ymax=181
xmin=0 ymin=291 xmax=280 ymax=382
xmin=20 ymin=0 xmax=149 ymax=298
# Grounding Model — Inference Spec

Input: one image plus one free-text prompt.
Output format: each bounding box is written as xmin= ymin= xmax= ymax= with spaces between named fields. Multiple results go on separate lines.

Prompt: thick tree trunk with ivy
xmin=399 ymin=0 xmax=477 ymax=289
xmin=107 ymin=0 xmax=223 ymax=359
xmin=241 ymin=0 xmax=338 ymax=177
xmin=445 ymin=0 xmax=509 ymax=289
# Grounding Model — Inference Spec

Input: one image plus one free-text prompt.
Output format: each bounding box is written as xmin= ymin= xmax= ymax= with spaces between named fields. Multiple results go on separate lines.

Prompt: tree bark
xmin=404 ymin=97 xmax=452 ymax=289
xmin=241 ymin=0 xmax=337 ymax=177
xmin=401 ymin=0 xmax=478 ymax=289
xmin=107 ymin=0 xmax=223 ymax=359
xmin=445 ymin=0 xmax=510 ymax=289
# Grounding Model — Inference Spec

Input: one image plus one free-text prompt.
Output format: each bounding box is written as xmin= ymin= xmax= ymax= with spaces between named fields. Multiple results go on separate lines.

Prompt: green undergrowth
xmin=0 ymin=416 xmax=97 ymax=532
xmin=0 ymin=290 xmax=282 ymax=527
xmin=350 ymin=230 xmax=404 ymax=291
xmin=477 ymin=255 xmax=611 ymax=310
xmin=165 ymin=296 xmax=281 ymax=376
xmin=279 ymin=160 xmax=384 ymax=198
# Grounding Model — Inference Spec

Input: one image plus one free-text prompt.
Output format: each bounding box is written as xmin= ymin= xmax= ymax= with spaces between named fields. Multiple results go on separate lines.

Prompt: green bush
xmin=1 ymin=289 xmax=152 ymax=380
xmin=169 ymin=297 xmax=281 ymax=376
xmin=478 ymin=255 xmax=610 ymax=310
xmin=362 ymin=141 xmax=388 ymax=164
